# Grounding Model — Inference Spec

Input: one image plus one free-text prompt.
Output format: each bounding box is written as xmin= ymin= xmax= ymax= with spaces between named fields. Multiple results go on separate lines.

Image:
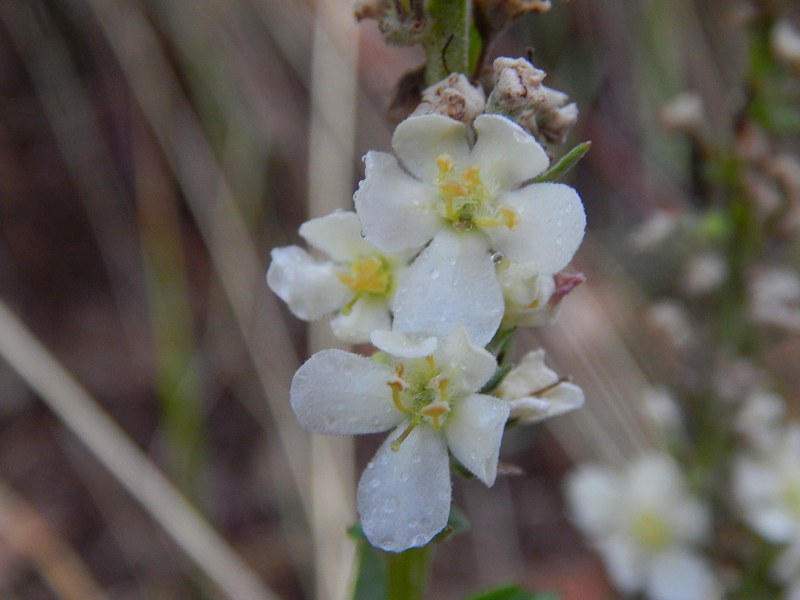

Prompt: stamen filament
xmin=391 ymin=421 xmax=417 ymax=452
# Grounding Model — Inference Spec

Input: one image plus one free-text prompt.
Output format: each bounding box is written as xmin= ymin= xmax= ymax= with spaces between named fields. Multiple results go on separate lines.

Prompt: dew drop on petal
xmin=370 ymin=478 xmax=381 ymax=489
xmin=383 ymin=496 xmax=398 ymax=514
xmin=431 ymin=269 xmax=441 ymax=280
xmin=412 ymin=534 xmax=428 ymax=546
xmin=491 ymin=252 xmax=504 ymax=265
xmin=412 ymin=454 xmax=422 ymax=464
xmin=399 ymin=471 xmax=410 ymax=482
xmin=360 ymin=230 xmax=367 ymax=239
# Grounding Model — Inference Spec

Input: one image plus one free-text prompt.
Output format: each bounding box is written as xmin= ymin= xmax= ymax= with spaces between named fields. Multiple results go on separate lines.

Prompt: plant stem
xmin=385 ymin=546 xmax=432 ymax=600
xmin=423 ymin=0 xmax=469 ymax=84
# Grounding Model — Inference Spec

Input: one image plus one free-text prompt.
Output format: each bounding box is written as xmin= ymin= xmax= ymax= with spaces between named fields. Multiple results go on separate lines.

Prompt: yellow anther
xmin=499 ymin=206 xmax=519 ymax=229
xmin=435 ymin=154 xmax=454 ymax=174
xmin=421 ymin=401 xmax=449 ymax=430
xmin=462 ymin=166 xmax=482 ymax=186
xmin=337 ymin=256 xmax=392 ymax=295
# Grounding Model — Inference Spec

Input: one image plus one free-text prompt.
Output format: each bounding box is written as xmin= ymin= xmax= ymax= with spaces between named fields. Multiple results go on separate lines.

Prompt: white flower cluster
xmin=268 ymin=100 xmax=586 ymax=551
xmin=734 ymin=392 xmax=800 ymax=600
xmin=565 ymin=454 xmax=719 ymax=600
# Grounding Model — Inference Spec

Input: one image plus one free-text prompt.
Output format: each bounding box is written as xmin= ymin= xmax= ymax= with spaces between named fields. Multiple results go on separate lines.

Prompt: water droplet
xmin=399 ymin=471 xmax=409 ymax=482
xmin=370 ymin=478 xmax=381 ymax=489
xmin=412 ymin=198 xmax=420 ymax=207
xmin=412 ymin=454 xmax=422 ymax=464
xmin=372 ymin=416 xmax=381 ymax=426
xmin=382 ymin=497 xmax=398 ymax=513
xmin=491 ymin=252 xmax=504 ymax=265
xmin=431 ymin=269 xmax=441 ymax=280
xmin=513 ymin=131 xmax=530 ymax=144
xmin=449 ymin=258 xmax=456 ymax=266
xmin=412 ymin=534 xmax=428 ymax=546
xmin=555 ymin=235 xmax=563 ymax=246
xmin=360 ymin=230 xmax=367 ymax=239
xmin=470 ymin=450 xmax=478 ymax=461
xmin=366 ymin=461 xmax=375 ymax=470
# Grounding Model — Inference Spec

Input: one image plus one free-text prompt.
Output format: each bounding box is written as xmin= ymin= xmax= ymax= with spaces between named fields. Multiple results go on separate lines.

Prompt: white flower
xmin=734 ymin=423 xmax=800 ymax=546
xmin=289 ymin=326 xmax=509 ymax=552
xmin=497 ymin=263 xmax=559 ymax=328
xmin=565 ymin=454 xmax=718 ymax=600
xmin=495 ymin=349 xmax=583 ymax=423
xmin=354 ymin=113 xmax=585 ymax=346
xmin=749 ymin=267 xmax=800 ymax=333
xmin=266 ymin=211 xmax=416 ymax=343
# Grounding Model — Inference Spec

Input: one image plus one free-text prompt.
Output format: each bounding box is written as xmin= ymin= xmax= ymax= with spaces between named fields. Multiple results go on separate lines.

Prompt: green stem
xmin=385 ymin=546 xmax=432 ymax=600
xmin=423 ymin=0 xmax=469 ymax=84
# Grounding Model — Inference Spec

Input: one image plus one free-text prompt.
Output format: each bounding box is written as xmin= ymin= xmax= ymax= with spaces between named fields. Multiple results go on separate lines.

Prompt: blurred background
xmin=0 ymin=0 xmax=794 ymax=598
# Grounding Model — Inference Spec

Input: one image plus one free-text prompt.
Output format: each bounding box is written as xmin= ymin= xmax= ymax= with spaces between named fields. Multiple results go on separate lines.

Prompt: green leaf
xmin=467 ymin=584 xmax=560 ymax=600
xmin=532 ymin=141 xmax=591 ymax=183
xmin=479 ymin=362 xmax=514 ymax=394
xmin=485 ymin=327 xmax=517 ymax=359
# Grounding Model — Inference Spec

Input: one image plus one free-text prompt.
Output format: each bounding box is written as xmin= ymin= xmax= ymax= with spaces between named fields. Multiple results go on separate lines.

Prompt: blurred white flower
xmin=659 ymin=92 xmax=705 ymax=134
xmin=749 ymin=267 xmax=800 ymax=333
xmin=495 ymin=349 xmax=583 ymax=423
xmin=641 ymin=387 xmax=684 ymax=434
xmin=772 ymin=19 xmax=800 ymax=71
xmin=267 ymin=211 xmax=416 ymax=343
xmin=734 ymin=390 xmax=786 ymax=451
xmin=629 ymin=210 xmax=680 ymax=251
xmin=734 ymin=423 xmax=800 ymax=546
xmin=565 ymin=454 xmax=718 ymax=600
xmin=290 ymin=326 xmax=508 ymax=552
xmin=645 ymin=300 xmax=693 ymax=349
xmin=681 ymin=252 xmax=727 ymax=296
xmin=354 ymin=113 xmax=585 ymax=346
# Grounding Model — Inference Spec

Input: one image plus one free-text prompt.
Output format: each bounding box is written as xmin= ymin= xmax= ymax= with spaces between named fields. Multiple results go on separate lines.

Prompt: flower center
xmin=336 ymin=256 xmax=393 ymax=314
xmin=631 ymin=510 xmax=671 ymax=551
xmin=386 ymin=356 xmax=452 ymax=451
xmin=434 ymin=154 xmax=519 ymax=232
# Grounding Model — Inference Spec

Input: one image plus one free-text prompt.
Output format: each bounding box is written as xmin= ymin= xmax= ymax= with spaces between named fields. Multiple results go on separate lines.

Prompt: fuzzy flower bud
xmin=411 ymin=73 xmax=486 ymax=124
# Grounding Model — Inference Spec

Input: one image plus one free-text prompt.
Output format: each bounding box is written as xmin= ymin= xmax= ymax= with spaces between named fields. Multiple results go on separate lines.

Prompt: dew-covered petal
xmin=436 ymin=326 xmax=497 ymax=394
xmin=354 ymin=151 xmax=440 ymax=253
xmin=290 ymin=349 xmax=402 ymax=434
xmin=647 ymin=551 xmax=718 ymax=600
xmin=370 ymin=330 xmax=439 ymax=359
xmin=330 ymin=297 xmax=392 ymax=344
xmin=486 ymin=183 xmax=585 ymax=272
xmin=299 ymin=211 xmax=375 ymax=261
xmin=509 ymin=381 xmax=584 ymax=424
xmin=470 ymin=114 xmax=549 ymax=190
xmin=392 ymin=115 xmax=471 ymax=182
xmin=267 ymin=246 xmax=351 ymax=320
xmin=393 ymin=230 xmax=503 ymax=347
xmin=444 ymin=393 xmax=509 ymax=486
xmin=357 ymin=424 xmax=451 ymax=552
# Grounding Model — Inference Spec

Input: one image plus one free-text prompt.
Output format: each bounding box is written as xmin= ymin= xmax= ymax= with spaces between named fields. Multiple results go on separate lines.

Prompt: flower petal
xmin=357 ymin=424 xmax=451 ymax=552
xmin=487 ymin=182 xmax=585 ymax=272
xmin=299 ymin=211 xmax=374 ymax=261
xmin=330 ymin=297 xmax=392 ymax=344
xmin=564 ymin=464 xmax=622 ymax=537
xmin=354 ymin=151 xmax=440 ymax=253
xmin=647 ymin=551 xmax=718 ymax=600
xmin=393 ymin=230 xmax=503 ymax=347
xmin=370 ymin=330 xmax=439 ymax=359
xmin=436 ymin=326 xmax=497 ymax=394
xmin=597 ymin=535 xmax=645 ymax=594
xmin=267 ymin=246 xmax=350 ymax=320
xmin=290 ymin=349 xmax=402 ymax=434
xmin=471 ymin=114 xmax=549 ymax=190
xmin=392 ymin=114 xmax=470 ymax=182
xmin=444 ymin=393 xmax=509 ymax=485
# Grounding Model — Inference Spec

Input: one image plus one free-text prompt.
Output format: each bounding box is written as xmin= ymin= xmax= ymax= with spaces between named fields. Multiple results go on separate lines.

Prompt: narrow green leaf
xmin=467 ymin=583 xmax=560 ymax=600
xmin=479 ymin=363 xmax=514 ymax=394
xmin=533 ymin=141 xmax=591 ymax=183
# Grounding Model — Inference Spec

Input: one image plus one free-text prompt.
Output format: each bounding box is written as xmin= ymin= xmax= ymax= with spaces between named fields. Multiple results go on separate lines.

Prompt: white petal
xmin=597 ymin=535 xmax=645 ymax=594
xmin=435 ymin=326 xmax=497 ymax=394
xmin=444 ymin=393 xmax=509 ymax=485
xmin=354 ymin=151 xmax=440 ymax=253
xmin=357 ymin=424 xmax=451 ymax=552
xmin=498 ymin=349 xmax=558 ymax=398
xmin=564 ymin=464 xmax=622 ymax=538
xmin=290 ymin=349 xmax=402 ymax=434
xmin=393 ymin=230 xmax=504 ymax=347
xmin=392 ymin=114 xmax=471 ymax=182
xmin=370 ymin=330 xmax=439 ymax=359
xmin=267 ymin=246 xmax=350 ymax=320
xmin=299 ymin=211 xmax=374 ymax=261
xmin=647 ymin=551 xmax=719 ymax=600
xmin=509 ymin=381 xmax=584 ymax=424
xmin=487 ymin=183 xmax=585 ymax=271
xmin=330 ymin=297 xmax=392 ymax=344
xmin=471 ymin=114 xmax=549 ymax=190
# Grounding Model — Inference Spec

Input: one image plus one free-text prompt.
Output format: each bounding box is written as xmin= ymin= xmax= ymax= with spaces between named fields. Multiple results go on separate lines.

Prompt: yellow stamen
xmin=337 ymin=256 xmax=392 ymax=295
xmin=632 ymin=510 xmax=671 ymax=551
xmin=391 ymin=421 xmax=417 ymax=452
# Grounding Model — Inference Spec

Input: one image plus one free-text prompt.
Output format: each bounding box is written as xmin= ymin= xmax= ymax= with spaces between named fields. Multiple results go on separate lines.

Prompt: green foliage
xmin=533 ymin=142 xmax=592 ymax=183
xmin=466 ymin=584 xmax=560 ymax=600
